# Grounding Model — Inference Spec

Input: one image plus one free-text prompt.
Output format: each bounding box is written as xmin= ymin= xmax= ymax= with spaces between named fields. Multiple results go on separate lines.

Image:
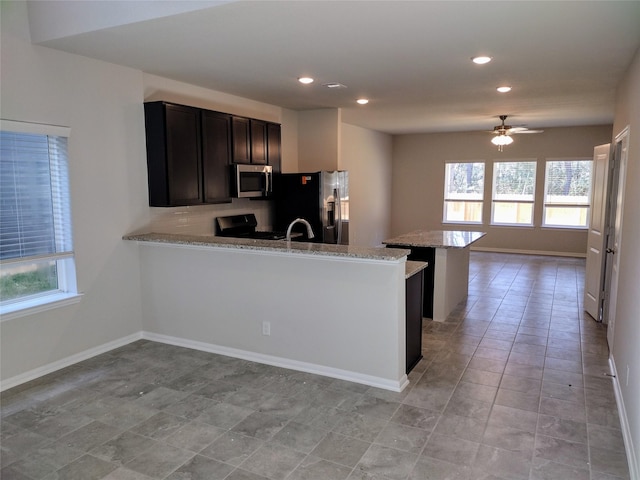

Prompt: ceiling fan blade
xmin=486 ymin=116 xmax=543 ymax=135
xmin=511 ymin=129 xmax=544 ymax=134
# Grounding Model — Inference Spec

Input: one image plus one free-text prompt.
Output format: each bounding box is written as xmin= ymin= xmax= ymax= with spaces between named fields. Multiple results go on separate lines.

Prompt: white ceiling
xmin=28 ymin=0 xmax=640 ymax=134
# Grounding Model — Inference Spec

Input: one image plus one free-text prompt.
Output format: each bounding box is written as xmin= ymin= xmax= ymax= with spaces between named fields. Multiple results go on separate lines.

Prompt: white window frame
xmin=442 ymin=161 xmax=485 ymax=225
xmin=491 ymin=160 xmax=537 ymax=227
xmin=0 ymin=120 xmax=81 ymax=320
xmin=543 ymin=158 xmax=593 ymax=229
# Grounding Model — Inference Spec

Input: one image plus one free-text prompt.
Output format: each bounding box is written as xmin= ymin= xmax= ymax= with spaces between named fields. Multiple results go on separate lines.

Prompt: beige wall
xmin=341 ymin=123 xmax=393 ymax=247
xmin=294 ymin=110 xmax=394 ymax=248
xmin=1 ymin=1 xmax=146 ymax=381
xmin=297 ymin=109 xmax=342 ymax=172
xmin=611 ymin=46 xmax=640 ymax=477
xmin=391 ymin=125 xmax=612 ymax=256
xmin=0 ymin=1 xmax=300 ymax=383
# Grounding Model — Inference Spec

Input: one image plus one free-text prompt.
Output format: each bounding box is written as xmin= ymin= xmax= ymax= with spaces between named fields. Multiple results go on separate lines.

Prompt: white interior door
xmin=604 ymin=128 xmax=629 ymax=350
xmin=584 ymin=144 xmax=611 ymax=320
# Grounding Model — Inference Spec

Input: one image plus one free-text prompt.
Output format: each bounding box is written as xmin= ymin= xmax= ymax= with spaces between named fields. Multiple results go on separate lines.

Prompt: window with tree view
xmin=543 ymin=159 xmax=592 ymax=228
xmin=0 ymin=123 xmax=77 ymax=312
xmin=443 ymin=162 xmax=484 ymax=224
xmin=492 ymin=161 xmax=537 ymax=225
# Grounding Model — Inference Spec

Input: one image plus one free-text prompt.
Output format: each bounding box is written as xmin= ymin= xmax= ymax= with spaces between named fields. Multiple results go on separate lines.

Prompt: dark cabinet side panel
xmin=202 ymin=111 xmax=232 ymax=203
xmin=406 ymin=271 xmax=424 ymax=373
xmin=407 ymin=248 xmax=435 ymax=319
xmin=144 ymin=102 xmax=170 ymax=206
xmin=267 ymin=122 xmax=282 ymax=173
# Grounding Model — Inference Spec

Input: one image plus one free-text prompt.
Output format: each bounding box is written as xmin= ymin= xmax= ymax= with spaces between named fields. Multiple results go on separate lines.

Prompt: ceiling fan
xmin=490 ymin=115 xmax=543 ymax=151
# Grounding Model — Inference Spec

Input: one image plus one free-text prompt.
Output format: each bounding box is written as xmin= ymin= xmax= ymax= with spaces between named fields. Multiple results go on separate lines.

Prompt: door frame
xmin=603 ymin=126 xmax=629 ymax=350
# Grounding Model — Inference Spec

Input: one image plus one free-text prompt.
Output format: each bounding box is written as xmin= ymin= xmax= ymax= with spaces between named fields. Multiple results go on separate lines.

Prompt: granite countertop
xmin=383 ymin=230 xmax=486 ymax=249
xmin=405 ymin=260 xmax=428 ymax=279
xmin=124 ymin=232 xmax=410 ymax=262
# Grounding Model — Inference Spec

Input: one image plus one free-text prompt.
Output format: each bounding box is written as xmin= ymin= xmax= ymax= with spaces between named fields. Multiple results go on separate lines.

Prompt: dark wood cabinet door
xmin=202 ymin=111 xmax=232 ymax=203
xmin=165 ymin=104 xmax=202 ymax=205
xmin=231 ymin=116 xmax=251 ymax=164
xmin=267 ymin=122 xmax=281 ymax=173
xmin=250 ymin=119 xmax=267 ymax=165
xmin=144 ymin=102 xmax=202 ymax=206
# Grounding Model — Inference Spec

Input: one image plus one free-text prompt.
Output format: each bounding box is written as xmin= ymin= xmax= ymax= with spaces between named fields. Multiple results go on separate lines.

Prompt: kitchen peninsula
xmin=383 ymin=230 xmax=486 ymax=322
xmin=125 ymin=233 xmax=411 ymax=391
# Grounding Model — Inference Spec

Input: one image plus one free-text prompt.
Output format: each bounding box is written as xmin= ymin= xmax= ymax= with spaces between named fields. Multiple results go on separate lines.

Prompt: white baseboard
xmin=141 ymin=331 xmax=409 ymax=393
xmin=610 ymin=356 xmax=639 ymax=480
xmin=0 ymin=332 xmax=142 ymax=392
xmin=471 ymin=246 xmax=587 ymax=258
xmin=1 ymin=330 xmax=408 ymax=393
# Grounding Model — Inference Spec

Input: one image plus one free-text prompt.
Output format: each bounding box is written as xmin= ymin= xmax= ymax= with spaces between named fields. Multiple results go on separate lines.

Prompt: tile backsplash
xmin=140 ymin=199 xmax=273 ymax=235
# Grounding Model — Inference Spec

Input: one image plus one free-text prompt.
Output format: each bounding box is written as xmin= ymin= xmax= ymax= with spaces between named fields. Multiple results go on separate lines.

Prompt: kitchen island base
xmin=405 ymin=261 xmax=427 ymax=373
xmin=384 ymin=230 xmax=485 ymax=322
xmin=433 ymin=246 xmax=471 ymax=322
xmin=129 ymin=235 xmax=410 ymax=392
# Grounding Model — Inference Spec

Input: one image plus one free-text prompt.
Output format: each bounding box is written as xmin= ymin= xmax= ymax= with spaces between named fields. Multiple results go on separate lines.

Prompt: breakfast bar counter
xmin=124 ymin=232 xmax=412 ymax=392
xmin=384 ymin=230 xmax=485 ymax=321
xmin=124 ymin=232 xmax=409 ymax=261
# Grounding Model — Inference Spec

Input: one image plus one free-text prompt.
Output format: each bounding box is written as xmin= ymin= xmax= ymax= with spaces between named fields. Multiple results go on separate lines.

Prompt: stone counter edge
xmin=124 ymin=232 xmax=410 ymax=262
xmin=405 ymin=261 xmax=428 ymax=279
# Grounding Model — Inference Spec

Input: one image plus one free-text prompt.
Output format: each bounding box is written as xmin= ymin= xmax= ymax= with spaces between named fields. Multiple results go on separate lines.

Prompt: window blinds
xmin=0 ymin=131 xmax=73 ymax=264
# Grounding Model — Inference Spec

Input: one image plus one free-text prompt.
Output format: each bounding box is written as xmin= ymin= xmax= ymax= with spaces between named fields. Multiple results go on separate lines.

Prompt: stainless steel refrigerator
xmin=274 ymin=171 xmax=349 ymax=244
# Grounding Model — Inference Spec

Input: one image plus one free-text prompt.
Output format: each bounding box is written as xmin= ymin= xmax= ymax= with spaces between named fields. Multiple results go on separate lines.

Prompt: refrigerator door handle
xmin=335 ymin=187 xmax=342 ymax=244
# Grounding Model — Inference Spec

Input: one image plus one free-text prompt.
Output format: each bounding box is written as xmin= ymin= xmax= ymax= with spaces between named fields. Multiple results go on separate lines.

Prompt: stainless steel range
xmin=216 ymin=214 xmax=289 ymax=240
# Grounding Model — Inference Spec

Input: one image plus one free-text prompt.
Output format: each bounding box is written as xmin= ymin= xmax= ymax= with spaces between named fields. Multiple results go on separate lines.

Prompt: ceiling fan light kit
xmin=491 ymin=134 xmax=513 ymax=146
xmin=488 ymin=114 xmax=543 ymax=151
xmin=491 ymin=133 xmax=514 ymax=152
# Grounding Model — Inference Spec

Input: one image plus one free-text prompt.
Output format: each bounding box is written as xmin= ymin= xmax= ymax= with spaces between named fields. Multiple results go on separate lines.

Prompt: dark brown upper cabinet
xmin=201 ymin=110 xmax=232 ymax=203
xmin=267 ymin=122 xmax=282 ymax=173
xmin=144 ymin=101 xmax=231 ymax=207
xmin=250 ymin=119 xmax=267 ymax=165
xmin=145 ymin=102 xmax=203 ymax=207
xmin=231 ymin=117 xmax=280 ymax=166
xmin=231 ymin=116 xmax=251 ymax=164
xmin=145 ymin=101 xmax=281 ymax=206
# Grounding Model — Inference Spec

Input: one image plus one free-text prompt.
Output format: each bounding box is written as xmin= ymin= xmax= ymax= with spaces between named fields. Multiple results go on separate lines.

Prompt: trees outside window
xmin=544 ymin=159 xmax=592 ymax=228
xmin=492 ymin=161 xmax=537 ymax=225
xmin=443 ymin=162 xmax=484 ymax=224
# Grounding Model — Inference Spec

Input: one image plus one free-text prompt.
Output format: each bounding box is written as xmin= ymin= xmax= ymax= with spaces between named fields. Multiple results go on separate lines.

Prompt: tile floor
xmin=0 ymin=252 xmax=630 ymax=480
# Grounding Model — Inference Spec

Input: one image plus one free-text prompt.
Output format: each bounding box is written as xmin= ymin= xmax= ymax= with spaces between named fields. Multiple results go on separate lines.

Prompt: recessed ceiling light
xmin=497 ymin=86 xmax=512 ymax=93
xmin=472 ymin=56 xmax=492 ymax=65
xmin=356 ymin=99 xmax=369 ymax=105
xmin=298 ymin=77 xmax=314 ymax=84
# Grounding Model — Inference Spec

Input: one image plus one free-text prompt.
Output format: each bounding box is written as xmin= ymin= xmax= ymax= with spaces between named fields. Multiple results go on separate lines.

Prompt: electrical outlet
xmin=262 ymin=321 xmax=271 ymax=336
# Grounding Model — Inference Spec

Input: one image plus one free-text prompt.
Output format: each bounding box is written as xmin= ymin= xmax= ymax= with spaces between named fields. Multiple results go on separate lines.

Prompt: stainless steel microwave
xmin=232 ymin=164 xmax=272 ymax=198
